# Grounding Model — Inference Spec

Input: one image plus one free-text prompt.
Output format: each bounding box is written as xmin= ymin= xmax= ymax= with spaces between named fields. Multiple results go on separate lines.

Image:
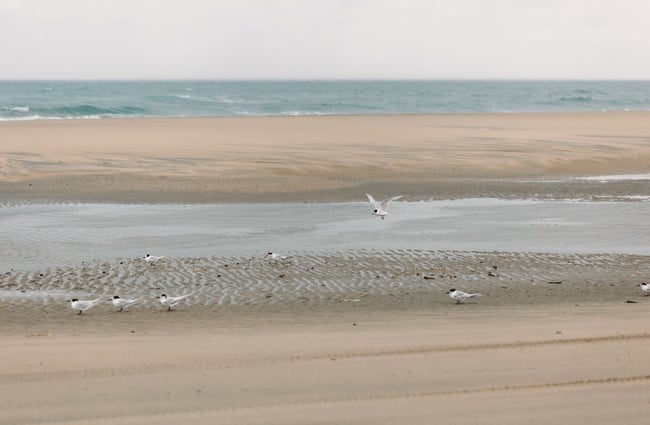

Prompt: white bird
xmin=640 ymin=282 xmax=650 ymax=296
xmin=159 ymin=293 xmax=191 ymax=311
xmin=145 ymin=254 xmax=165 ymax=265
xmin=68 ymin=298 xmax=102 ymax=314
xmin=366 ymin=193 xmax=402 ymax=220
xmin=264 ymin=252 xmax=291 ymax=262
xmin=447 ymin=288 xmax=480 ymax=304
xmin=110 ymin=295 xmax=140 ymax=312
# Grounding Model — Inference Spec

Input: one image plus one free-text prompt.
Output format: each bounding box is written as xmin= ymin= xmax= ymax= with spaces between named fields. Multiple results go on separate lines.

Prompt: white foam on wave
xmin=280 ymin=111 xmax=331 ymax=116
xmin=0 ymin=115 xmax=62 ymax=121
xmin=0 ymin=114 xmax=120 ymax=122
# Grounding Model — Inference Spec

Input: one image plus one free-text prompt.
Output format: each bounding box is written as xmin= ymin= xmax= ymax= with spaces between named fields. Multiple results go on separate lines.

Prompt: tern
xmin=264 ymin=252 xmax=291 ymax=262
xmin=640 ymin=282 xmax=650 ymax=296
xmin=447 ymin=288 xmax=480 ymax=304
xmin=159 ymin=293 xmax=191 ymax=311
xmin=145 ymin=254 xmax=165 ymax=265
xmin=366 ymin=193 xmax=402 ymax=220
xmin=110 ymin=295 xmax=140 ymax=312
xmin=68 ymin=298 xmax=102 ymax=314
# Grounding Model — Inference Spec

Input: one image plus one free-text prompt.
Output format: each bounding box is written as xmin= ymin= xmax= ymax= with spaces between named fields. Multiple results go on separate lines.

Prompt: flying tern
xmin=366 ymin=193 xmax=402 ymax=220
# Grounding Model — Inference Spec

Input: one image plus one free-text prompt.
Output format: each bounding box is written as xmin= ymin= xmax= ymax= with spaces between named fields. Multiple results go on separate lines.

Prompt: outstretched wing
xmin=366 ymin=193 xmax=381 ymax=209
xmin=380 ymin=195 xmax=402 ymax=210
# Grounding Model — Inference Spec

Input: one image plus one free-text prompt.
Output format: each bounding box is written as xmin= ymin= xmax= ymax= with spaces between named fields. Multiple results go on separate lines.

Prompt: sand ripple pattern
xmin=2 ymin=250 xmax=649 ymax=311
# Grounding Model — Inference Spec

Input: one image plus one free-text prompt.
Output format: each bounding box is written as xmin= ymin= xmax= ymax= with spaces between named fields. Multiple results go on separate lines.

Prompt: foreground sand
xmin=1 ymin=112 xmax=650 ymax=202
xmin=2 ymin=113 xmax=650 ymax=423
xmin=1 ymin=303 xmax=650 ymax=425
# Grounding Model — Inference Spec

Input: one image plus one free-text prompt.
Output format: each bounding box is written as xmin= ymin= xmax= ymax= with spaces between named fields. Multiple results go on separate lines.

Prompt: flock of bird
xmin=68 ymin=293 xmax=193 ymax=314
xmin=64 ymin=193 xmax=650 ymax=314
xmin=66 ymin=193 xmax=408 ymax=314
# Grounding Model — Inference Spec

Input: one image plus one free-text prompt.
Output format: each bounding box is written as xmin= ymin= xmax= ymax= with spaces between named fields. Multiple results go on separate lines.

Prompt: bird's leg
xmin=168 ymin=306 xmax=172 ymax=311
xmin=78 ymin=310 xmax=82 ymax=314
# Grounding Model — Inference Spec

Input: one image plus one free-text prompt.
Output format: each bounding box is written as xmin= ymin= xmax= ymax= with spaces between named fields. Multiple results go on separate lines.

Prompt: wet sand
xmin=1 ymin=113 xmax=650 ymax=424
xmin=1 ymin=112 xmax=650 ymax=202
xmin=2 ymin=250 xmax=649 ymax=316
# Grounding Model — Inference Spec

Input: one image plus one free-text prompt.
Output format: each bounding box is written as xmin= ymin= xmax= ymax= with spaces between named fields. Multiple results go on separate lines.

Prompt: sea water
xmin=1 ymin=80 xmax=650 ymax=121
xmin=1 ymin=199 xmax=649 ymax=271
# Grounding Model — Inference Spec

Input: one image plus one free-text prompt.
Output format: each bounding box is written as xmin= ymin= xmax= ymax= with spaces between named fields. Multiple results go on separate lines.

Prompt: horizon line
xmin=2 ymin=78 xmax=650 ymax=82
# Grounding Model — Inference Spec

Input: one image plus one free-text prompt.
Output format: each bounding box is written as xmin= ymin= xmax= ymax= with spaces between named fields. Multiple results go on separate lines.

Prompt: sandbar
xmin=1 ymin=112 xmax=650 ymax=202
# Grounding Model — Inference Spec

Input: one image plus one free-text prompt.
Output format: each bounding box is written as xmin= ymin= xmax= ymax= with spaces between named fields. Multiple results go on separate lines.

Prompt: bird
xmin=144 ymin=254 xmax=165 ymax=265
xmin=366 ymin=193 xmax=402 ymax=220
xmin=68 ymin=298 xmax=102 ymax=314
xmin=264 ymin=252 xmax=291 ymax=262
xmin=110 ymin=295 xmax=140 ymax=312
xmin=159 ymin=293 xmax=191 ymax=311
xmin=640 ymin=282 xmax=650 ymax=296
xmin=447 ymin=288 xmax=480 ymax=304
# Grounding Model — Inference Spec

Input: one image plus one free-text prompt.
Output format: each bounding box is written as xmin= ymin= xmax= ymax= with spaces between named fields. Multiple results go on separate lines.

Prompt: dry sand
xmin=1 ymin=113 xmax=650 ymax=424
xmin=2 ymin=303 xmax=650 ymax=425
xmin=1 ymin=112 xmax=650 ymax=202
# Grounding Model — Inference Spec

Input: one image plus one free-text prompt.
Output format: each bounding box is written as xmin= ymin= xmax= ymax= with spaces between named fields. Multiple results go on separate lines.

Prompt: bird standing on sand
xmin=447 ymin=288 xmax=480 ymax=304
xmin=640 ymin=282 xmax=650 ymax=296
xmin=145 ymin=254 xmax=165 ymax=265
xmin=68 ymin=298 xmax=102 ymax=314
xmin=158 ymin=293 xmax=191 ymax=311
xmin=264 ymin=252 xmax=292 ymax=263
xmin=110 ymin=295 xmax=140 ymax=312
xmin=366 ymin=193 xmax=402 ymax=220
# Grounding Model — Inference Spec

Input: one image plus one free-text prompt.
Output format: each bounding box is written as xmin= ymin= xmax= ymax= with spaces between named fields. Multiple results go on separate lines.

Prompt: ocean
xmin=1 ymin=80 xmax=650 ymax=121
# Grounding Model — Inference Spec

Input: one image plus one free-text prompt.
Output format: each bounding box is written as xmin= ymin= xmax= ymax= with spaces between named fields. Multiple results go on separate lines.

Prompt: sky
xmin=1 ymin=0 xmax=649 ymax=80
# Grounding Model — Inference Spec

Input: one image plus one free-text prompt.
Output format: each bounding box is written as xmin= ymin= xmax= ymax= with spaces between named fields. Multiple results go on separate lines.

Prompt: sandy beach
xmin=1 ymin=112 xmax=650 ymax=424
xmin=2 ymin=303 xmax=650 ymax=425
xmin=2 ymin=112 xmax=650 ymax=202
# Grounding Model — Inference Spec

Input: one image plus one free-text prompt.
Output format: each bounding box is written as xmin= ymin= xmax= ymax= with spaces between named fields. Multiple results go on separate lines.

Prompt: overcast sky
xmin=1 ymin=0 xmax=649 ymax=80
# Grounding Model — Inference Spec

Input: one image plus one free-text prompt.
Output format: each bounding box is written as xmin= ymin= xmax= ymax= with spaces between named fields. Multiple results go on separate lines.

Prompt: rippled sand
xmin=2 ymin=250 xmax=648 ymax=324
